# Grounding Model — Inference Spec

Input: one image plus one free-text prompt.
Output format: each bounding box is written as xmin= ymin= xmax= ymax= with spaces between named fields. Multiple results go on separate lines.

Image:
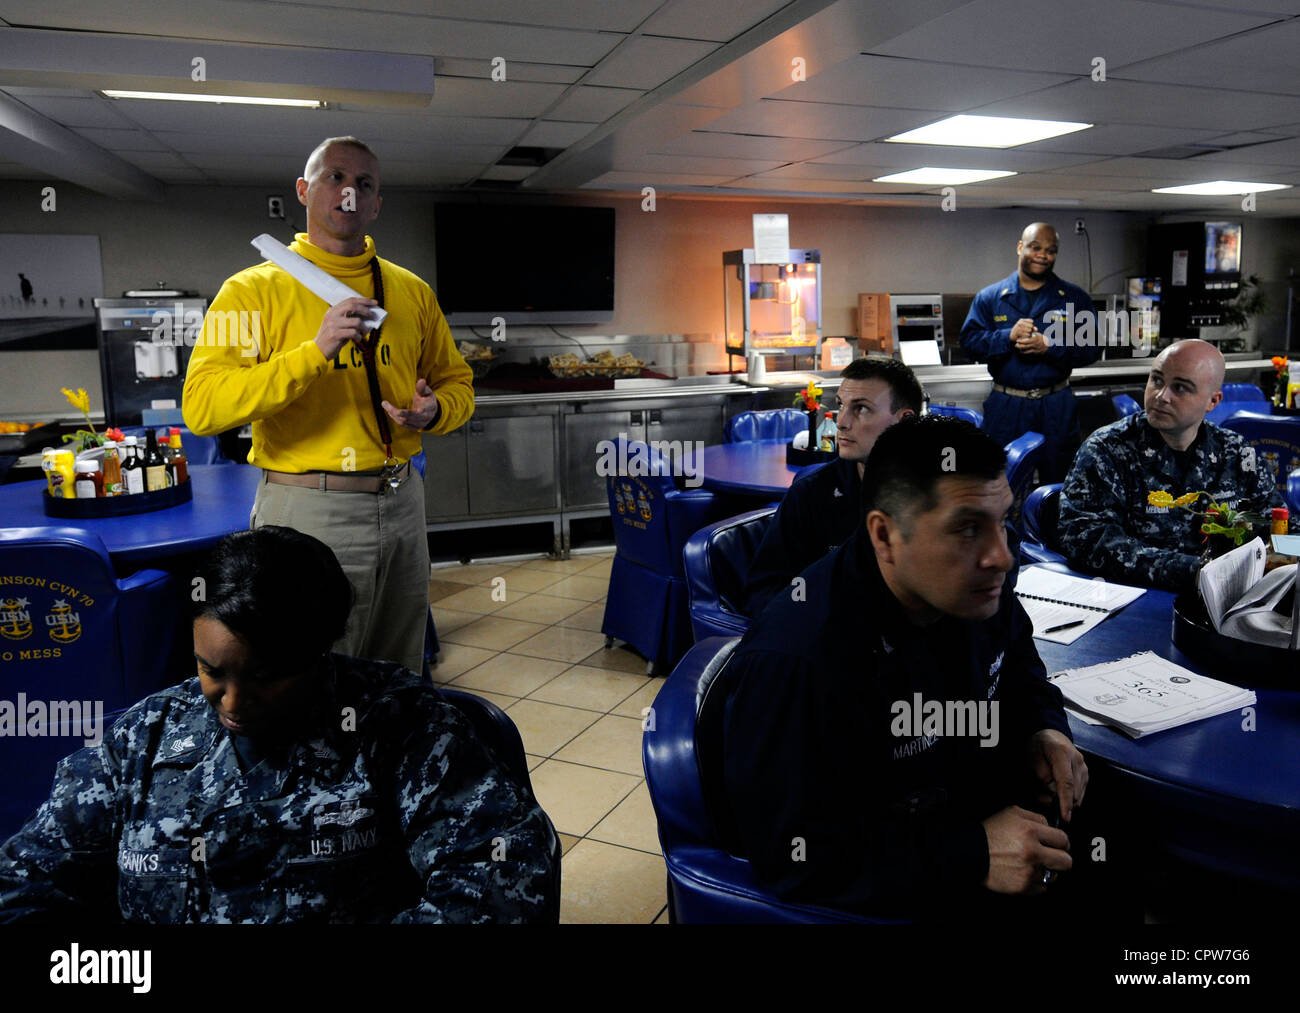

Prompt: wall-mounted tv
xmin=434 ymin=204 xmax=615 ymax=325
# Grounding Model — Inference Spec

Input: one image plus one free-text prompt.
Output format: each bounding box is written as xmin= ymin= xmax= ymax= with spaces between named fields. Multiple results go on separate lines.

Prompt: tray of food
xmin=547 ymin=350 xmax=645 ymax=379
xmin=457 ymin=341 xmax=498 ymax=379
xmin=0 ymin=421 xmax=58 ymax=454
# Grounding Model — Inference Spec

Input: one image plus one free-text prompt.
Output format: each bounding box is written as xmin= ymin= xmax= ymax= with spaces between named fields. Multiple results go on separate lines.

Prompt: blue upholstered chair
xmin=1112 ymin=394 xmax=1142 ymax=417
xmin=1004 ymin=431 xmax=1046 ymax=537
xmin=927 ymin=404 xmax=984 ymax=427
xmin=724 ymin=409 xmax=808 ymax=443
xmin=1220 ymin=382 xmax=1267 ymax=403
xmin=1206 ymin=401 xmax=1263 ymax=426
xmin=1221 ymin=412 xmax=1300 ymax=506
xmin=1290 ymin=469 xmax=1300 ymax=514
xmin=0 ymin=527 xmax=180 ymax=839
xmin=1020 ymin=483 xmax=1067 ymax=565
xmin=643 ymin=637 xmax=902 ymax=923
xmin=601 ymin=439 xmax=719 ymax=674
xmin=120 ymin=425 xmax=228 ymax=466
xmin=682 ymin=507 xmax=776 ymax=641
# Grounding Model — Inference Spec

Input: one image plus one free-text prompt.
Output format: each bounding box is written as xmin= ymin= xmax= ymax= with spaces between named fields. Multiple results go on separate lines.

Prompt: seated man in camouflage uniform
xmin=1058 ymin=339 xmax=1287 ymax=591
xmin=0 ymin=527 xmax=559 ymax=924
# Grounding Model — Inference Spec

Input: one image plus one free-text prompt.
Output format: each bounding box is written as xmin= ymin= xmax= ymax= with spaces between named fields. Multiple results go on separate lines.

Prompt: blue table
xmin=700 ymin=441 xmax=818 ymax=498
xmin=0 ymin=464 xmax=260 ymax=563
xmin=1028 ymin=564 xmax=1300 ymax=889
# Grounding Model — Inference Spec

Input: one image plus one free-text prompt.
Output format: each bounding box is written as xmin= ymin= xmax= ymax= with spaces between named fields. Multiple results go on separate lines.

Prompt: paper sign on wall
xmin=753 ymin=214 xmax=790 ymax=264
xmin=1171 ymin=250 xmax=1188 ymax=287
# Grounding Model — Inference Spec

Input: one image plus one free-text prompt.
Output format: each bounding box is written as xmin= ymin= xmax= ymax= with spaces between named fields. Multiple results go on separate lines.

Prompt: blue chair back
xmin=1206 ymin=400 xmax=1263 ymax=426
xmin=725 ymin=409 xmax=808 ymax=443
xmin=1112 ymin=394 xmax=1142 ymax=417
xmin=1004 ymin=431 xmax=1046 ymax=535
xmin=1221 ymin=382 xmax=1266 ymax=402
xmin=1221 ymin=412 xmax=1300 ymax=501
xmin=927 ymin=404 xmax=984 ymax=427
xmin=0 ymin=527 xmax=178 ymax=839
xmin=682 ymin=507 xmax=776 ymax=640
xmin=1020 ymin=483 xmax=1067 ymax=564
xmin=120 ymin=425 xmax=227 ymax=465
xmin=643 ymin=638 xmax=902 ymax=923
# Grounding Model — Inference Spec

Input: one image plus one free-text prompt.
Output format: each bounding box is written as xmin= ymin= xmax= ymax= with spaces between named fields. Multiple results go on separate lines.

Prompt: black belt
xmin=992 ymin=380 xmax=1070 ymax=399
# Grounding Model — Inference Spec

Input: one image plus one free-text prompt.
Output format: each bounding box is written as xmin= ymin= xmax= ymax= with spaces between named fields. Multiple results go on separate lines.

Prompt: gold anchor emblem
xmin=46 ymin=598 xmax=82 ymax=644
xmin=637 ymin=488 xmax=652 ymax=522
xmin=0 ymin=597 xmax=33 ymax=641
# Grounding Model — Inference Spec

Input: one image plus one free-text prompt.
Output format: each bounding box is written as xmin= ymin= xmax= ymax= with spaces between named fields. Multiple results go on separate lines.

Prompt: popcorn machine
xmin=724 ymin=249 xmax=822 ymax=369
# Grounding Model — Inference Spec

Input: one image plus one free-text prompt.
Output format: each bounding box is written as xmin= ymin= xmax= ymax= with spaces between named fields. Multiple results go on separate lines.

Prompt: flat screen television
xmin=434 ymin=204 xmax=615 ymax=325
xmin=1204 ymin=221 xmax=1241 ymax=276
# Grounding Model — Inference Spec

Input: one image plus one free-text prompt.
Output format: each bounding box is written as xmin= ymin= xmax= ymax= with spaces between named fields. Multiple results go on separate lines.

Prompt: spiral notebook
xmin=1015 ymin=566 xmax=1146 ymax=644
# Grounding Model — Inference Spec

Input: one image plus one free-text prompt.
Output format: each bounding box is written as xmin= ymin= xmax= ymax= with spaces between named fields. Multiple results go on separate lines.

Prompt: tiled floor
xmin=429 ymin=550 xmax=670 ymax=924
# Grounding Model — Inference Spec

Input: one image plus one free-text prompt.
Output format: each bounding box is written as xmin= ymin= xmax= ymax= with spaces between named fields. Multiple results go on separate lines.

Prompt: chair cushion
xmin=709 ymin=514 xmax=773 ymax=613
xmin=693 ymin=640 xmax=744 ymax=854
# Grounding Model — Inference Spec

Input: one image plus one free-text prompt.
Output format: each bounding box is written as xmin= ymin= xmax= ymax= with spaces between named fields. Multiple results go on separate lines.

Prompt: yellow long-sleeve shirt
xmin=183 ymin=234 xmax=474 ymax=472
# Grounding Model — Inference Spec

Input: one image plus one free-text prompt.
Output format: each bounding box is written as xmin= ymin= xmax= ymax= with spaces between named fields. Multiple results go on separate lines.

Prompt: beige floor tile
xmin=528 ymin=665 xmax=651 ymax=713
xmin=581 ymin=644 xmax=650 ymax=675
xmin=529 ymin=759 xmax=640 ymax=836
xmin=456 ymin=689 xmax=517 ymax=712
xmin=431 ymin=643 xmax=497 ymax=681
xmin=559 ymin=839 xmax=668 ymax=924
xmin=555 ymin=601 xmax=606 ymax=633
xmin=517 ymin=556 xmax=595 ymax=576
xmin=448 ymin=653 xmax=569 ymax=697
xmin=430 ymin=560 xmax=521 ymax=586
xmin=512 ymin=626 xmax=609 ymax=664
xmin=554 ymin=713 xmax=646 ymax=776
xmin=498 ymin=568 xmax=565 ymax=594
xmin=588 ymin=782 xmax=661 ymax=855
xmin=653 ymin=906 xmax=669 ymax=924
xmin=494 ymin=593 xmax=587 ymax=625
xmin=543 ymin=574 xmax=610 ymax=602
xmin=428 ymin=578 xmax=469 ymax=604
xmin=430 ymin=606 xmax=479 ymax=636
xmin=577 ymin=557 xmax=613 ymax=579
xmin=441 ymin=614 xmax=545 ymax=651
xmin=527 ymin=754 xmax=544 ymax=772
xmin=503 ymin=699 xmax=600 ymax=756
xmin=557 ymin=833 xmax=581 ymax=856
xmin=434 ymin=584 xmax=507 ymax=615
xmin=612 ymin=679 xmax=663 ymax=719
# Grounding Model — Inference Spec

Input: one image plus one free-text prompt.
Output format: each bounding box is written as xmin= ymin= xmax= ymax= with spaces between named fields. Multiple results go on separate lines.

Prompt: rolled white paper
xmin=250 ymin=233 xmax=388 ymax=331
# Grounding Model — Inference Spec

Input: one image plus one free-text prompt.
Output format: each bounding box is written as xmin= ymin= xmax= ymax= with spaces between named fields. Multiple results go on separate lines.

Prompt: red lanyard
xmin=360 ymin=257 xmax=394 ymax=465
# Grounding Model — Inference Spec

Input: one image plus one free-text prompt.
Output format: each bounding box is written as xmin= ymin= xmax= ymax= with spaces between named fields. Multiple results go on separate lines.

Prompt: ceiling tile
xmin=72 ymin=126 xmax=169 ymax=151
xmin=587 ymin=169 xmax=739 ymax=186
xmin=478 ymin=164 xmax=536 ymax=181
xmin=515 ymin=121 xmax=596 ymax=147
xmin=656 ymin=131 xmax=852 ymax=161
xmin=12 ymin=94 xmax=132 ymax=128
xmin=584 ymin=36 xmax=718 ymax=90
xmin=434 ymin=59 xmax=587 ymax=85
xmin=1192 ymin=135 xmax=1300 ymax=167
xmin=426 ymin=77 xmax=567 ymax=118
xmin=1015 ymin=124 xmax=1229 ymax=156
xmin=546 ymin=85 xmax=643 ymax=122
xmin=607 ymin=152 xmax=786 ymax=174
xmin=718 ymin=177 xmax=924 ymax=194
xmin=869 ymin=0 xmax=1274 ymax=74
xmin=640 ymin=0 xmax=792 ymax=42
xmin=1111 ymin=18 xmax=1300 ymax=95
xmin=1043 ymin=155 xmax=1295 ymax=180
xmin=698 ymin=100 xmax=944 ymax=142
xmin=270 ymin=0 xmax=663 ymax=33
xmin=809 ymin=142 xmax=1096 ymax=171
xmin=768 ymin=54 xmax=1072 ymax=112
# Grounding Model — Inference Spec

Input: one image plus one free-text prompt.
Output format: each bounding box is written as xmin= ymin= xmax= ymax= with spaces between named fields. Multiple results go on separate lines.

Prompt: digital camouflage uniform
xmin=0 ymin=656 xmax=559 ymax=923
xmin=1058 ymin=412 xmax=1285 ymax=591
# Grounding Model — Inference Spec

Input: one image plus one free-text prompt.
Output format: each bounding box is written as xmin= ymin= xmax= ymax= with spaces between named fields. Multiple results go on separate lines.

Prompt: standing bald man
xmin=961 ymin=223 xmax=1098 ymax=481
xmin=1057 ymin=340 xmax=1288 ymax=590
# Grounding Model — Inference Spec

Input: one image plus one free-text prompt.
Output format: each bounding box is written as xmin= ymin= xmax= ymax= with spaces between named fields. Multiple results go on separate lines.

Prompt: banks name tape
xmin=250 ymin=233 xmax=388 ymax=331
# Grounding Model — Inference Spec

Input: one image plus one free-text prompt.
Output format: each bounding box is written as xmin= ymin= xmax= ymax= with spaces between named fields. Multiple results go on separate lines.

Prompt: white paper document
xmin=1048 ymin=651 xmax=1255 ymax=737
xmin=1015 ymin=566 xmax=1145 ymax=644
xmin=250 ymin=233 xmax=387 ymax=330
xmin=752 ymin=214 xmax=790 ymax=264
xmin=1198 ymin=537 xmax=1265 ymax=634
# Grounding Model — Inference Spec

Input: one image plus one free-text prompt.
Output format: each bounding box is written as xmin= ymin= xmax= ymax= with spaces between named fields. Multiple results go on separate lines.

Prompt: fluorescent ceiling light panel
xmin=873 ymin=167 xmax=1016 ymax=185
xmin=1151 ymin=180 xmax=1290 ymax=195
xmin=885 ymin=114 xmax=1091 ymax=148
xmin=102 ymin=90 xmax=323 ymax=108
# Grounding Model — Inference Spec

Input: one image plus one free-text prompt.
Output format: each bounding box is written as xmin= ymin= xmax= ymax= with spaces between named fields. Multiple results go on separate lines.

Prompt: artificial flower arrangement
xmin=1147 ymin=488 xmax=1262 ymax=551
xmin=793 ymin=380 xmax=823 ymax=449
xmin=1270 ymin=356 xmax=1291 ymax=407
xmin=59 ymin=387 xmax=125 ymax=454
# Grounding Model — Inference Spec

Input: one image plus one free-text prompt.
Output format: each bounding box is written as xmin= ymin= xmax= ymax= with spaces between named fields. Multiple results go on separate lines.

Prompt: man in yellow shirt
xmin=183 ymin=136 xmax=473 ymax=672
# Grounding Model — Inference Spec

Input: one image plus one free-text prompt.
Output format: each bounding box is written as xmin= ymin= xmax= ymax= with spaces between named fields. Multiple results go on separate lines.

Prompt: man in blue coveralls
xmin=960 ymin=223 xmax=1098 ymax=482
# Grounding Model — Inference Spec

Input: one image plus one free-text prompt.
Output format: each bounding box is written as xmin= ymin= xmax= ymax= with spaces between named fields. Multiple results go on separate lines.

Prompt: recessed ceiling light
xmin=873 ymin=167 xmax=1016 ymax=185
xmin=102 ymin=90 xmax=324 ymax=108
xmin=884 ymin=114 xmax=1092 ymax=148
xmin=1151 ymin=180 xmax=1290 ymax=195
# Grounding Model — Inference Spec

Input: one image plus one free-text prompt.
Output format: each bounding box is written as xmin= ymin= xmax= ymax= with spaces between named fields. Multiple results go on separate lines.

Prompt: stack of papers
xmin=1048 ymin=651 xmax=1255 ymax=738
xmin=1015 ymin=566 xmax=1145 ymax=644
xmin=1198 ymin=537 xmax=1298 ymax=649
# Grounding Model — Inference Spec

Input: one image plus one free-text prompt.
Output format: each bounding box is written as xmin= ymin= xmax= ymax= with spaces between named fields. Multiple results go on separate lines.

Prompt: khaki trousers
xmin=250 ymin=471 xmax=429 ymax=673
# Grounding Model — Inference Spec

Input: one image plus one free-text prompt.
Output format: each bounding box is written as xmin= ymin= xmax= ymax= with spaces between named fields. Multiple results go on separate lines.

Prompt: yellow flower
xmin=61 ymin=387 xmax=90 ymax=414
xmin=808 ymin=382 xmax=823 ymax=398
xmin=1173 ymin=493 xmax=1199 ymax=507
xmin=1147 ymin=490 xmax=1174 ymax=507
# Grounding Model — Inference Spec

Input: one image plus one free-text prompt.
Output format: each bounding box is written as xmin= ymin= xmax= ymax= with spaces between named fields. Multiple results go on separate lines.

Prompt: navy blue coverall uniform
xmin=961 ymin=270 xmax=1099 ymax=482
